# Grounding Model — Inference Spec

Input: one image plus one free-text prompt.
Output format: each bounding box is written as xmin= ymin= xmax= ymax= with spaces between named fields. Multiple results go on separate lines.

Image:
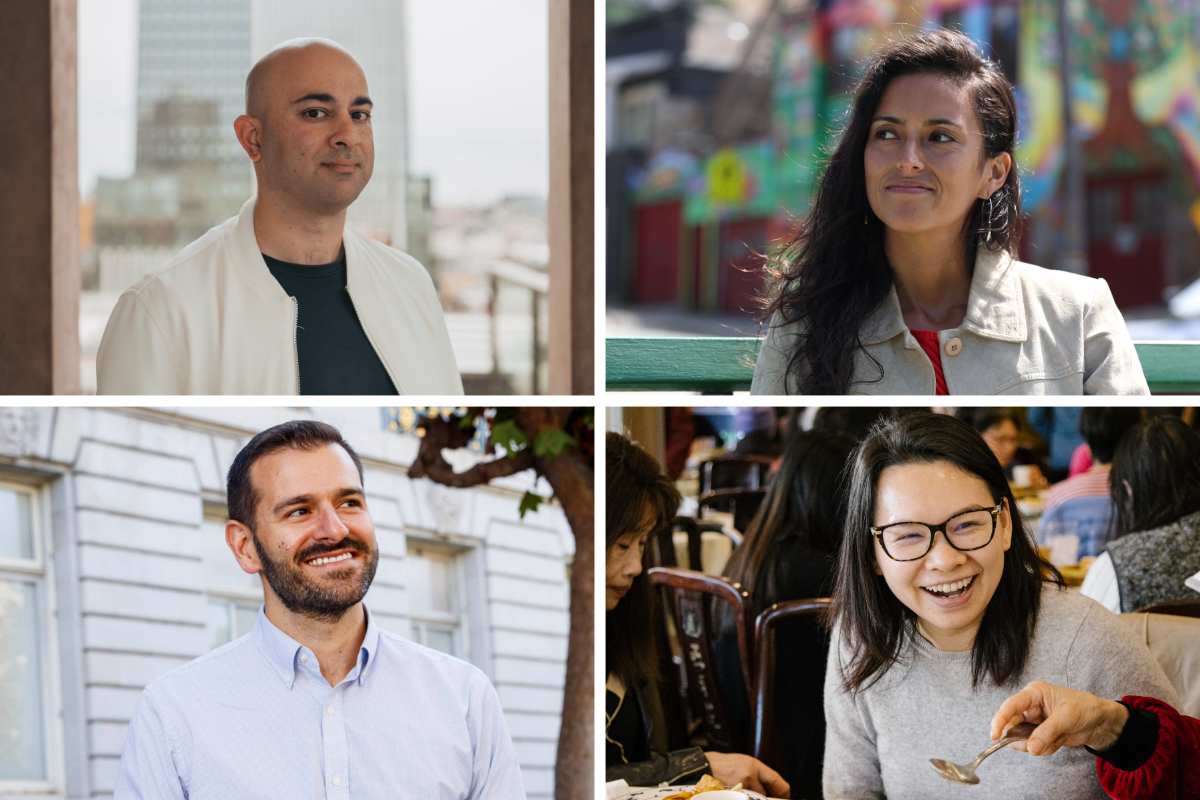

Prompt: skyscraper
xmin=95 ymin=0 xmax=253 ymax=251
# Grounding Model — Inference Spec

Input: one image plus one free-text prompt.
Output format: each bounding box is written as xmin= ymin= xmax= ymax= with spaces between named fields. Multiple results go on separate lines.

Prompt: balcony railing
xmin=606 ymin=338 xmax=1200 ymax=394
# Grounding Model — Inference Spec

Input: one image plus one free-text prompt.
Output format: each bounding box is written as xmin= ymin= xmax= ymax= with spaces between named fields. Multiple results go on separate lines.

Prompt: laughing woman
xmin=823 ymin=412 xmax=1176 ymax=799
xmin=751 ymin=30 xmax=1147 ymax=395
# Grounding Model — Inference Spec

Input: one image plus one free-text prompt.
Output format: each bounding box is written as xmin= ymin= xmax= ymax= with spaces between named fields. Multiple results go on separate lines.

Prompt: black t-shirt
xmin=262 ymin=252 xmax=397 ymax=395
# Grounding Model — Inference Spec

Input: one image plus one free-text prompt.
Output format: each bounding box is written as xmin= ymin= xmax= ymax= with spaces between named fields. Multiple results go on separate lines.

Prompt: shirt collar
xmin=860 ymin=244 xmax=1027 ymax=345
xmin=251 ymin=604 xmax=380 ymax=688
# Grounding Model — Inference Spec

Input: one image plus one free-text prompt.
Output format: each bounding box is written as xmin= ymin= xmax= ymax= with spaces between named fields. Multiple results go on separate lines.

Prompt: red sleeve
xmin=1097 ymin=696 xmax=1200 ymax=800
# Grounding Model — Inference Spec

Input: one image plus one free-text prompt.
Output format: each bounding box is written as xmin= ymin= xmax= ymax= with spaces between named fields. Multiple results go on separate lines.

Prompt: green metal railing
xmin=606 ymin=337 xmax=1200 ymax=394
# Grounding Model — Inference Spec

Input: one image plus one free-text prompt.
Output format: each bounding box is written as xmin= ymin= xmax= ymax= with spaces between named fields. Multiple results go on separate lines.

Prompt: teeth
xmin=926 ymin=576 xmax=974 ymax=594
xmin=307 ymin=552 xmax=353 ymax=566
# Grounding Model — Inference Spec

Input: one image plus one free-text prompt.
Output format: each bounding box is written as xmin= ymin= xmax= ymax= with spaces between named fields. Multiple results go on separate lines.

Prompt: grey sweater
xmin=822 ymin=585 xmax=1178 ymax=799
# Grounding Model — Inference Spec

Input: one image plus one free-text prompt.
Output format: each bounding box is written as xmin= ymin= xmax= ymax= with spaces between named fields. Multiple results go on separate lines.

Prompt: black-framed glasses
xmin=871 ymin=505 xmax=1003 ymax=562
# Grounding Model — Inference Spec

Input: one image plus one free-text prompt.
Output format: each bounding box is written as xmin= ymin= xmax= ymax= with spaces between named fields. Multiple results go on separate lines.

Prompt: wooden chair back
xmin=700 ymin=455 xmax=773 ymax=495
xmin=647 ymin=516 xmax=701 ymax=571
xmin=647 ymin=566 xmax=757 ymax=752
xmin=1135 ymin=598 xmax=1200 ymax=618
xmin=698 ymin=487 xmax=767 ymax=534
xmin=751 ymin=599 xmax=831 ymax=774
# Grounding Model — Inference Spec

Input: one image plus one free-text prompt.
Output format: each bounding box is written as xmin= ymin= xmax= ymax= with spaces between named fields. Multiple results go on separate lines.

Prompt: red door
xmin=720 ymin=218 xmax=768 ymax=314
xmin=1086 ymin=173 xmax=1165 ymax=310
xmin=633 ymin=201 xmax=681 ymax=304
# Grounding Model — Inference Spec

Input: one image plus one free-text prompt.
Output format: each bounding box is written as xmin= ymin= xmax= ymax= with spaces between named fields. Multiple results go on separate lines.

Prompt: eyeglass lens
xmin=880 ymin=509 xmax=995 ymax=560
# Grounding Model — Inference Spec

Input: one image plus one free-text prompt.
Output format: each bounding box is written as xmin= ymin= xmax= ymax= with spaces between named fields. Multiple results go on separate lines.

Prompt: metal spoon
xmin=930 ymin=721 xmax=1038 ymax=784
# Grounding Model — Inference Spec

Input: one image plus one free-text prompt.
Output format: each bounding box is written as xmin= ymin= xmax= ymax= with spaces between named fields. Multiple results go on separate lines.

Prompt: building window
xmin=0 ymin=480 xmax=54 ymax=788
xmin=200 ymin=508 xmax=264 ymax=650
xmin=406 ymin=540 xmax=469 ymax=658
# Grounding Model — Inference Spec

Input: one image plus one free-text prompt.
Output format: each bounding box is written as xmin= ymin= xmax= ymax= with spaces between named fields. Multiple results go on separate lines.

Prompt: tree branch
xmin=408 ymin=415 xmax=536 ymax=487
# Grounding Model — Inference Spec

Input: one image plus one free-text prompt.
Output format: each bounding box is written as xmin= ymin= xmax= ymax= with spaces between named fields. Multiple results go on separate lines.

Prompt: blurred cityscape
xmin=606 ymin=0 xmax=1200 ymax=339
xmin=79 ymin=0 xmax=548 ymax=394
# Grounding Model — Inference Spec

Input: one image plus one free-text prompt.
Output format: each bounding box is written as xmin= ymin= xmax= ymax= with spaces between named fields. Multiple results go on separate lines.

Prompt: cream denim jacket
xmin=751 ymin=245 xmax=1149 ymax=395
xmin=97 ymin=196 xmax=464 ymax=395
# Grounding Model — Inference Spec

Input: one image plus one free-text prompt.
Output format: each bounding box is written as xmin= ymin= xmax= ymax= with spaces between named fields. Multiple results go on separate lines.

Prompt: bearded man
xmin=97 ymin=39 xmax=462 ymax=395
xmin=113 ymin=420 xmax=522 ymax=799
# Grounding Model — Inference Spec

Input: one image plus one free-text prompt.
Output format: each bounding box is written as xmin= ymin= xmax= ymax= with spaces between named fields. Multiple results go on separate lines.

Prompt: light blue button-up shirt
xmin=113 ymin=606 xmax=526 ymax=799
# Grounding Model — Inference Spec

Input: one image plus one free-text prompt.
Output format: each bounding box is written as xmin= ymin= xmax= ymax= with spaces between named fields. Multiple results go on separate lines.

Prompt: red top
xmin=1097 ymin=695 xmax=1200 ymax=800
xmin=911 ymin=330 xmax=948 ymax=395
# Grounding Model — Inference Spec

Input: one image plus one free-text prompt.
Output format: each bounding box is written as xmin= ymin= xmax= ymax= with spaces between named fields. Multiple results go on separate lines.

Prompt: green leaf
xmin=489 ymin=419 xmax=529 ymax=454
xmin=534 ymin=427 xmax=576 ymax=458
xmin=518 ymin=491 xmax=544 ymax=518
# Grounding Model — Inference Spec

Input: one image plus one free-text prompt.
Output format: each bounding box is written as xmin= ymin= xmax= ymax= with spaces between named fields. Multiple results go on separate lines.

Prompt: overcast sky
xmin=78 ymin=0 xmax=549 ymax=206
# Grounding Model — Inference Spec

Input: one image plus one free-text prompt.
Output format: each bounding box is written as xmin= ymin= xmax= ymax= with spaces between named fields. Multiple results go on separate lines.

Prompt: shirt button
xmin=299 ymin=654 xmax=308 ymax=662
xmin=326 ymin=705 xmax=335 ymax=715
xmin=332 ymin=777 xmax=341 ymax=786
xmin=944 ymin=337 xmax=963 ymax=357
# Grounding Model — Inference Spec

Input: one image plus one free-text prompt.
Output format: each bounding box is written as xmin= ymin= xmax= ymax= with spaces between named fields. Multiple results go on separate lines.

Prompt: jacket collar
xmin=230 ymin=195 xmax=361 ymax=297
xmin=860 ymin=244 xmax=1028 ymax=345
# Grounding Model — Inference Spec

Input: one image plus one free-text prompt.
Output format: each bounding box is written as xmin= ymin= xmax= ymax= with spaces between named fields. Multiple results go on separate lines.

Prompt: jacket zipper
xmin=346 ymin=287 xmax=401 ymax=394
xmin=291 ymin=297 xmax=301 ymax=394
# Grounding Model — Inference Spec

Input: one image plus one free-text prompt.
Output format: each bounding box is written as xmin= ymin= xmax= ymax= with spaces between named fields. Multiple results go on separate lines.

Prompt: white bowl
xmin=696 ymin=793 xmax=748 ymax=800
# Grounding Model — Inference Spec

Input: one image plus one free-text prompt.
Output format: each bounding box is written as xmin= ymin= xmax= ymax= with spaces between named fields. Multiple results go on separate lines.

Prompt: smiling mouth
xmin=305 ymin=551 xmax=357 ymax=567
xmin=922 ymin=575 xmax=976 ymax=598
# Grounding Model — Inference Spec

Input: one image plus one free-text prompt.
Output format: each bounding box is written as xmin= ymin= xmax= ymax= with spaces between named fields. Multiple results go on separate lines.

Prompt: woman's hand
xmin=989 ymin=680 xmax=1130 ymax=756
xmin=703 ymin=751 xmax=791 ymax=798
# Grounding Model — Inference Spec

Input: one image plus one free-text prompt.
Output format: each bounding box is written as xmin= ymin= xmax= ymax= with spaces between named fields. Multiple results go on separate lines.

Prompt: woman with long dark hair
xmin=1081 ymin=416 xmax=1200 ymax=613
xmin=719 ymin=427 xmax=858 ymax=798
xmin=824 ymin=412 xmax=1175 ymax=798
xmin=752 ymin=29 xmax=1147 ymax=395
xmin=604 ymin=432 xmax=790 ymax=797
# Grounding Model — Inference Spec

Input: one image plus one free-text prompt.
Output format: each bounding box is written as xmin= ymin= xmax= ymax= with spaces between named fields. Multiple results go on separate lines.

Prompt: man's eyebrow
xmin=872 ymin=115 xmax=964 ymax=129
xmin=271 ymin=487 xmax=364 ymax=515
xmin=290 ymin=92 xmax=373 ymax=108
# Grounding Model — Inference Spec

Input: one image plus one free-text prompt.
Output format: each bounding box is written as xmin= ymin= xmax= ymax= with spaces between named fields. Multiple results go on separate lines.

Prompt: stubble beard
xmin=251 ymin=530 xmax=379 ymax=623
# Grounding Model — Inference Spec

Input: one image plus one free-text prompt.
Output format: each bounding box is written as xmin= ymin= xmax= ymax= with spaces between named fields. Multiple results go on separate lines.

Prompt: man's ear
xmin=226 ymin=519 xmax=262 ymax=575
xmin=233 ymin=115 xmax=264 ymax=162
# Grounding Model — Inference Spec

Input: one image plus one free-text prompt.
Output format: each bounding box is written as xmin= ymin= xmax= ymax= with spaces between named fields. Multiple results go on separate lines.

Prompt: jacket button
xmin=944 ymin=337 xmax=963 ymax=357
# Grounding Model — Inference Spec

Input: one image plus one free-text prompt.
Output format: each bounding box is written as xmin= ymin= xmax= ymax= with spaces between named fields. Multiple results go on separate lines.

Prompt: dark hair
xmin=1080 ymin=407 xmax=1143 ymax=465
xmin=227 ymin=420 xmax=364 ymax=528
xmin=724 ymin=427 xmax=859 ymax=612
xmin=955 ymin=406 xmax=1020 ymax=435
xmin=606 ymin=431 xmax=681 ymax=688
xmin=1111 ymin=416 xmax=1200 ymax=536
xmin=833 ymin=411 xmax=1060 ymax=696
xmin=761 ymin=29 xmax=1021 ymax=394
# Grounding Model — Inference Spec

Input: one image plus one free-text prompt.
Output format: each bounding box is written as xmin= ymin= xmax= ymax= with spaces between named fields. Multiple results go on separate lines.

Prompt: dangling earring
xmin=864 ymin=212 xmax=869 ymax=225
xmin=986 ymin=195 xmax=993 ymax=242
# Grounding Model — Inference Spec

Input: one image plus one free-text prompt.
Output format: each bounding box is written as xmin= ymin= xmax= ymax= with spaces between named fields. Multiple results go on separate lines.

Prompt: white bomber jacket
xmin=97 ymin=196 xmax=464 ymax=395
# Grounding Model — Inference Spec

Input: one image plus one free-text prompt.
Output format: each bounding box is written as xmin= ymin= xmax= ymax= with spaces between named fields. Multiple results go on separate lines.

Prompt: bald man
xmin=97 ymin=38 xmax=463 ymax=395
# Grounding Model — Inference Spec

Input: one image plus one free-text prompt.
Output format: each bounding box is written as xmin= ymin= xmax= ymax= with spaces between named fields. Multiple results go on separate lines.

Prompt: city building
xmin=94 ymin=0 xmax=254 ymax=256
xmin=0 ymin=407 xmax=571 ymax=798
